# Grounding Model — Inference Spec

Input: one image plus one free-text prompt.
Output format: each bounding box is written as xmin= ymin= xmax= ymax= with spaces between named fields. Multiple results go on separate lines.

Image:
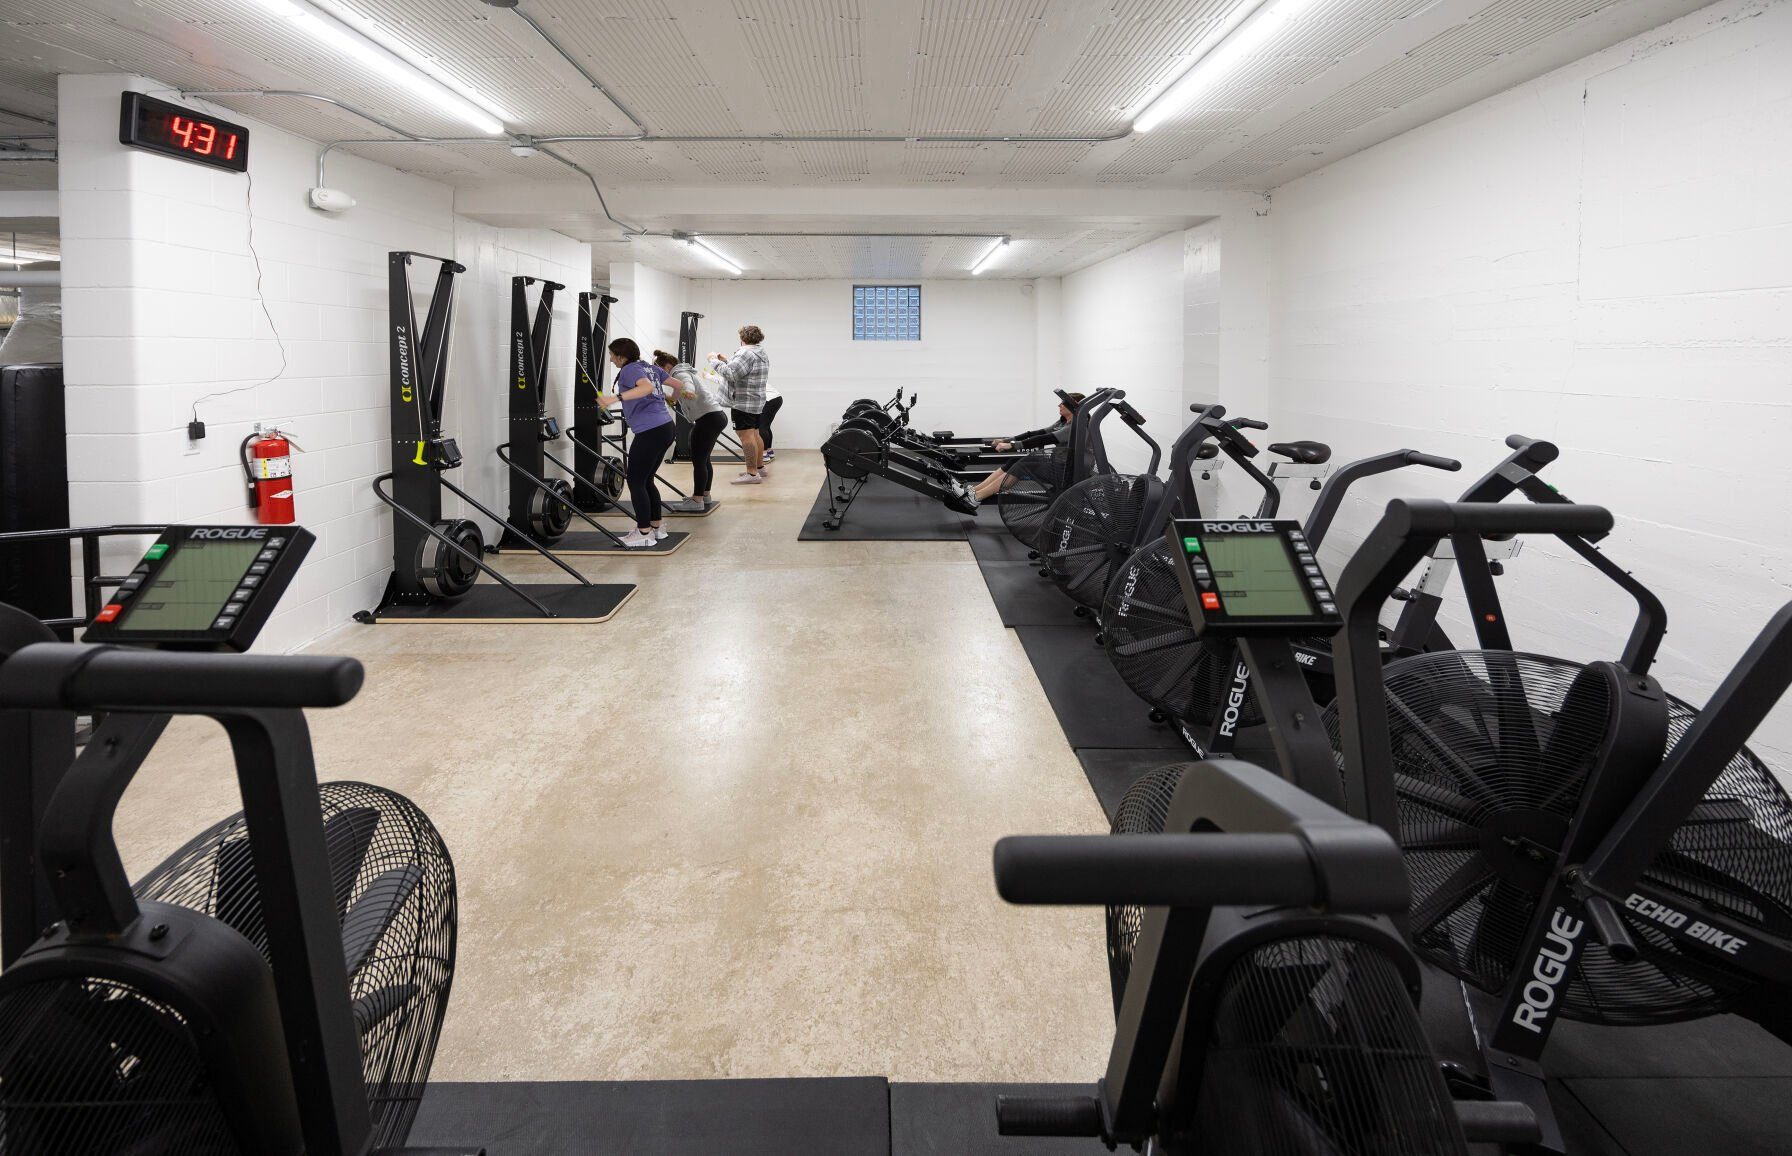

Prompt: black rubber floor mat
xmin=1564 ymin=1076 xmax=1792 ymax=1155
xmin=1077 ymin=749 xmax=1185 ymax=821
xmin=967 ymin=528 xmax=1036 ymax=563
xmin=1015 ymin=626 xmax=1189 ymax=750
xmin=977 ymin=560 xmax=1086 ymax=627
xmin=409 ymin=1077 xmax=891 ymax=1154
xmin=800 ymin=475 xmax=975 ymax=541
xmin=891 ymin=1083 xmax=1109 ymax=1154
xmin=1548 ymin=1015 xmax=1792 ymax=1079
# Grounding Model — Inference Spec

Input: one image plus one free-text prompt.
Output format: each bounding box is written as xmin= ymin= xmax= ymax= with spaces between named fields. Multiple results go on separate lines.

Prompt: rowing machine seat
xmin=1269 ymin=440 xmax=1331 ymax=464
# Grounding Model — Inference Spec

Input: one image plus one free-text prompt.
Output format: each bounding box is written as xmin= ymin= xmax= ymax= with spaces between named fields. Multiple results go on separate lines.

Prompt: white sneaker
xmin=730 ymin=472 xmax=763 ymax=485
xmin=653 ymin=527 xmax=669 ymax=542
xmin=619 ymin=529 xmax=655 ymax=548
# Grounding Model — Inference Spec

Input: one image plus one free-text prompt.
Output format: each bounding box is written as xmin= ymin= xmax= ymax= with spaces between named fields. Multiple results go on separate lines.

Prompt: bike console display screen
xmin=82 ymin=525 xmax=314 ymax=651
xmin=1169 ymin=518 xmax=1342 ymax=638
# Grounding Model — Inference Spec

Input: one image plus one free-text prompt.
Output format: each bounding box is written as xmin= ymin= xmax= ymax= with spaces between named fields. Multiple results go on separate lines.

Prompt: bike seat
xmin=1194 ymin=443 xmax=1219 ymax=461
xmin=1268 ymin=440 xmax=1331 ymax=464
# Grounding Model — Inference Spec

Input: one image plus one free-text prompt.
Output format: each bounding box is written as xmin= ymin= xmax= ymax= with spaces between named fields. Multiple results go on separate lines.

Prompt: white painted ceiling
xmin=0 ymin=0 xmax=1712 ymax=277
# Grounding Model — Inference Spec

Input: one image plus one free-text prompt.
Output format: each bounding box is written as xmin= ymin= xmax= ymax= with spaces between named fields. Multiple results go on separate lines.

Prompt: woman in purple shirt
xmin=597 ymin=337 xmax=676 ymax=547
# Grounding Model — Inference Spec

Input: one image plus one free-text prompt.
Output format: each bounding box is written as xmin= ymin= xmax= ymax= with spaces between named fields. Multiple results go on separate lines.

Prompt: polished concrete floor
xmin=113 ymin=450 xmax=1115 ymax=1084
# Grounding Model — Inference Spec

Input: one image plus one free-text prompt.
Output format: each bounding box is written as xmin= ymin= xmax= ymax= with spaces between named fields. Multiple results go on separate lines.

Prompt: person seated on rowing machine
xmin=968 ymin=391 xmax=1086 ymax=505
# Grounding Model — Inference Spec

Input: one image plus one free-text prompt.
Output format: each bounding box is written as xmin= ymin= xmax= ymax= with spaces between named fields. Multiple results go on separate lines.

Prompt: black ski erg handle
xmin=0 ymin=644 xmax=364 ymax=711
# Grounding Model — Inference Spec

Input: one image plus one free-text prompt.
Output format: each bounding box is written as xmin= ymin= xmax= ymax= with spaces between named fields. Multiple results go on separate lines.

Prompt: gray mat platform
xmin=800 ymin=475 xmax=977 ymax=541
xmin=966 ymin=526 xmax=1036 ymax=563
xmin=977 ymin=559 xmax=1089 ymax=626
xmin=410 ymin=1077 xmax=889 ymax=1154
xmin=361 ymin=582 xmax=635 ymax=624
xmin=1015 ymin=626 xmax=1190 ymax=751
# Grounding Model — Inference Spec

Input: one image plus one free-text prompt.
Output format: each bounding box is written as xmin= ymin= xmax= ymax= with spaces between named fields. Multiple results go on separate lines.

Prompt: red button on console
xmin=1200 ymin=592 xmax=1221 ymax=611
xmin=94 ymin=605 xmax=122 ymax=623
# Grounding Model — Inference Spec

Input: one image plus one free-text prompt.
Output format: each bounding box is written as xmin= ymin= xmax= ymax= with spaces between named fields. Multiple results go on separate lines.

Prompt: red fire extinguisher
xmin=240 ymin=427 xmax=300 ymax=525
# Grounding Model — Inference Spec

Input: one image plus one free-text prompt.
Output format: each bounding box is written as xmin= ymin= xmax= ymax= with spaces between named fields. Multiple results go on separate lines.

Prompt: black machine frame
xmin=360 ymin=252 xmax=635 ymax=622
xmin=1329 ymin=497 xmax=1792 ymax=1151
xmin=0 ymin=642 xmax=477 ymax=1156
xmin=491 ymin=277 xmax=687 ymax=555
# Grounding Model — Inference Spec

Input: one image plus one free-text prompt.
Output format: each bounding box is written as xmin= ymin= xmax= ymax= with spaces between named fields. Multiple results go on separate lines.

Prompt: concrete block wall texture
xmin=58 ymin=74 xmax=587 ymax=653
xmin=1059 ymin=231 xmax=1186 ymax=477
xmin=1264 ymin=0 xmax=1792 ymax=763
xmin=606 ymin=260 xmax=690 ymax=372
xmin=681 ymin=277 xmax=1046 ymax=451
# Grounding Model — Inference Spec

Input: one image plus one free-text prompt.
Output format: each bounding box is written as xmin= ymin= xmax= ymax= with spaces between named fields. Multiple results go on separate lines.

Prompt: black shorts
xmin=731 ymin=408 xmax=761 ymax=431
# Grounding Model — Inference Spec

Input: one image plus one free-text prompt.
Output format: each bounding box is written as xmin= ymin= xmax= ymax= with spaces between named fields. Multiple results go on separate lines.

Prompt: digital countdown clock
xmin=118 ymin=92 xmax=249 ymax=172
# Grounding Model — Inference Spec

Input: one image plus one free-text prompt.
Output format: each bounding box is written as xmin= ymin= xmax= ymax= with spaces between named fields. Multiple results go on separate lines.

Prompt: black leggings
xmin=688 ymin=411 xmax=727 ymax=494
xmin=627 ymin=421 xmax=676 ymax=528
xmin=760 ymin=395 xmax=783 ymax=451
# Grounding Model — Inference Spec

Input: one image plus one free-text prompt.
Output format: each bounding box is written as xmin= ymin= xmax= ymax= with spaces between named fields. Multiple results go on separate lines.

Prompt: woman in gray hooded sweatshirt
xmin=653 ymin=350 xmax=728 ymax=504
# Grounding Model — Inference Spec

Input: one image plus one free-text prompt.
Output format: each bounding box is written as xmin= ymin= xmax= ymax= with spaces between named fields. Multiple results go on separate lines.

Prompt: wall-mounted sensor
xmin=308 ymin=187 xmax=356 ymax=213
xmin=510 ymin=144 xmax=538 ymax=158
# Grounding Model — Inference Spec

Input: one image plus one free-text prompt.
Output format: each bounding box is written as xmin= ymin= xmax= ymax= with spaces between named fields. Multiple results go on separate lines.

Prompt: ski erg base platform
xmin=612 ymin=497 xmax=721 ymax=518
xmin=491 ymin=529 xmax=689 ymax=556
xmin=359 ymin=583 xmax=635 ymax=624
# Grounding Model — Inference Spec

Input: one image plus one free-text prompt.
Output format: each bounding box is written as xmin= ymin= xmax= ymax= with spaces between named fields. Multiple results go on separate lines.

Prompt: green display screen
xmin=1197 ymin=532 xmax=1316 ymax=618
xmin=116 ymin=539 xmax=260 ymax=631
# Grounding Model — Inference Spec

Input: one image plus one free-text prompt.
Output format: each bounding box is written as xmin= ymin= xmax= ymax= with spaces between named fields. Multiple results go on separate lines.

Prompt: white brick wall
xmin=59 ymin=75 xmax=588 ymax=652
xmin=1265 ymin=0 xmax=1792 ymax=763
xmin=679 ymin=276 xmax=1045 ymax=451
xmin=1060 ymin=232 xmax=1188 ymax=475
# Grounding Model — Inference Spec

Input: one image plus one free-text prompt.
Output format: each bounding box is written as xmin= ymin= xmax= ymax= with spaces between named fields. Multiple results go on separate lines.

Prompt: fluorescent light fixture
xmin=0 ymin=249 xmax=59 ymax=265
xmin=970 ymin=237 xmax=1008 ymax=275
xmin=688 ymin=238 xmax=742 ymax=276
xmin=243 ymin=0 xmax=509 ymax=135
xmin=1131 ymin=0 xmax=1315 ymax=133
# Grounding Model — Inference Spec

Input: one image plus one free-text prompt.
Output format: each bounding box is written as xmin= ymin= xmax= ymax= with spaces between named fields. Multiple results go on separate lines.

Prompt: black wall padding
xmin=0 ymin=364 xmax=71 ymax=631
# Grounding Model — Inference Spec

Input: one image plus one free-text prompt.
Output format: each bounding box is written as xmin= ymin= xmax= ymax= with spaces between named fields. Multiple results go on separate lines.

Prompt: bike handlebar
xmin=0 ymin=644 xmax=365 ymax=711
xmin=995 ymin=833 xmax=1326 ymax=907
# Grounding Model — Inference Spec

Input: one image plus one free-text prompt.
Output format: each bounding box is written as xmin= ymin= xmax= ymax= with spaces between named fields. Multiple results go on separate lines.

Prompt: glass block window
xmin=853 ymin=285 xmax=921 ymax=341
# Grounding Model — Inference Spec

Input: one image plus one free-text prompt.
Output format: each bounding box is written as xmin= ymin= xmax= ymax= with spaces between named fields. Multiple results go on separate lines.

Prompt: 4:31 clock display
xmin=119 ymin=91 xmax=250 ymax=173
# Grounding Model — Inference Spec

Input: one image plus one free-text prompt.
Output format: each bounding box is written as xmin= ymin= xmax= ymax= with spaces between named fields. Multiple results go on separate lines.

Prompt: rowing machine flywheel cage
xmin=1040 ymin=474 xmax=1163 ymax=609
xmin=0 ymin=782 xmax=458 ymax=1153
xmin=1328 ymin=651 xmax=1792 ymax=1024
xmin=822 ymin=425 xmax=882 ymax=481
xmin=1104 ymin=767 xmax=1467 ymax=1154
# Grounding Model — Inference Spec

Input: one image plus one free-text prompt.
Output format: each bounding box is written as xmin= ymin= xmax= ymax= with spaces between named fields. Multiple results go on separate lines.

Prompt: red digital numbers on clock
xmin=168 ymin=115 xmax=234 ymax=159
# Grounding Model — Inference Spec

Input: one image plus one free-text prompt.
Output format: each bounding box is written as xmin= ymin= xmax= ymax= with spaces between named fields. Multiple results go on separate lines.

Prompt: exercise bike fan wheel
xmin=420 ymin=518 xmax=483 ymax=599
xmin=997 ymin=450 xmax=1064 ymax=550
xmin=529 ymin=478 xmax=575 ymax=542
xmin=1040 ymin=474 xmax=1161 ymax=610
xmin=0 ymin=782 xmax=458 ymax=1153
xmin=1325 ymin=651 xmax=1792 ymax=1024
xmin=1104 ymin=767 xmax=1467 ymax=1154
xmin=1102 ymin=539 xmax=1271 ymax=728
